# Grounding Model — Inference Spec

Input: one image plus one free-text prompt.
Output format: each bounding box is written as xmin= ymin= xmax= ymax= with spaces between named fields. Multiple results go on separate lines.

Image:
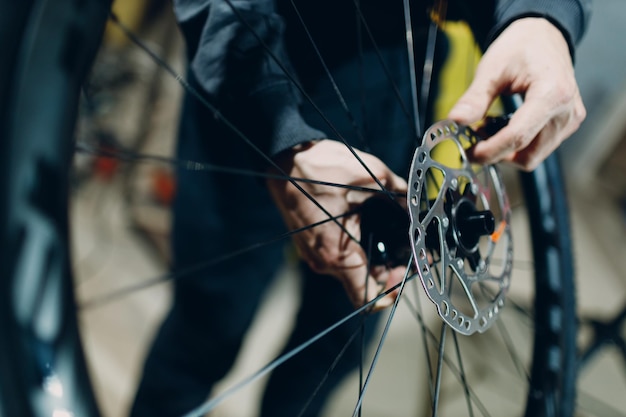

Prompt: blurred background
xmin=70 ymin=1 xmax=626 ymax=416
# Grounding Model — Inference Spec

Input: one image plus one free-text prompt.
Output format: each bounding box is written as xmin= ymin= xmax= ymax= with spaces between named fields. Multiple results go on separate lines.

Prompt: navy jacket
xmin=173 ymin=0 xmax=592 ymax=160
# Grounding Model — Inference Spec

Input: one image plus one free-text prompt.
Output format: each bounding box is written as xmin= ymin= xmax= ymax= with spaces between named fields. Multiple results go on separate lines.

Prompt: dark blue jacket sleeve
xmin=488 ymin=0 xmax=592 ymax=59
xmin=174 ymin=0 xmax=592 ymax=161
xmin=173 ymin=0 xmax=325 ymax=161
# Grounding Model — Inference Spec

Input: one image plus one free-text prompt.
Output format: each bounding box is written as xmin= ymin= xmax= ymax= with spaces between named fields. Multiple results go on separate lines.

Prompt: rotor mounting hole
xmin=413 ymin=228 xmax=421 ymax=243
xmin=441 ymin=301 xmax=450 ymax=316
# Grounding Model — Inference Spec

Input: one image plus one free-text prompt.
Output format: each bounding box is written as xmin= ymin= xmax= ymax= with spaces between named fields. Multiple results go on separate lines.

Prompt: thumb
xmin=448 ymin=68 xmax=501 ymax=125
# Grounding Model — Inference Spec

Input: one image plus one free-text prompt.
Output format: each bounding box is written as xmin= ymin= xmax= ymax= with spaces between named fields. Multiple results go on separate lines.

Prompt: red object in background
xmin=94 ymin=151 xmax=119 ymax=180
xmin=152 ymin=168 xmax=176 ymax=206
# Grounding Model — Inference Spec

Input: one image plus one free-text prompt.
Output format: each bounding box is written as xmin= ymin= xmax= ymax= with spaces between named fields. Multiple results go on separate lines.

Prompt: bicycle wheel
xmin=0 ymin=1 xmax=577 ymax=416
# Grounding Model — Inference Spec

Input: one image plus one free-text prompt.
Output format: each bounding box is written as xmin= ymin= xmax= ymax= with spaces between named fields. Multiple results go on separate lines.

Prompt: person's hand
xmin=448 ymin=17 xmax=586 ymax=171
xmin=266 ymin=140 xmax=408 ymax=310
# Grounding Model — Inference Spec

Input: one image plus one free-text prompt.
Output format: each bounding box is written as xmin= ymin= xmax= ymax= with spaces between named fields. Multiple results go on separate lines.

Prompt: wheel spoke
xmin=75 ymin=142 xmax=404 ymax=197
xmin=79 ymin=210 xmax=353 ymax=309
xmin=410 ymin=278 xmax=437 ymax=400
xmin=218 ymin=0 xmax=397 ymax=200
xmin=356 ymin=235 xmax=375 ymax=417
xmin=419 ymin=0 xmax=445 ymax=134
xmin=452 ymin=331 xmax=475 ymax=417
xmin=494 ymin=318 xmax=531 ymax=382
xmin=428 ymin=317 xmax=495 ymax=415
xmin=351 ymin=256 xmax=414 ymax=416
xmin=296 ymin=327 xmax=363 ymax=417
xmin=108 ymin=11 xmax=363 ymax=245
xmin=181 ymin=275 xmax=416 ymax=417
xmin=287 ymin=0 xmax=368 ymax=150
xmin=350 ymin=0 xmax=416 ymax=140
xmin=431 ymin=322 xmax=448 ymax=416
xmin=401 ymin=0 xmax=423 ymax=139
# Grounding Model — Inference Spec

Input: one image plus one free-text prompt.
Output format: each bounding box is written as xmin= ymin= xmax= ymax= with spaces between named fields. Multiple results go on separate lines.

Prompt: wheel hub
xmin=447 ymin=196 xmax=495 ymax=271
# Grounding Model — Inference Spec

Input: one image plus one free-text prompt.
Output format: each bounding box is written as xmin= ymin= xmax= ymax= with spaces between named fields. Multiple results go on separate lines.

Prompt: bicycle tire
xmin=0 ymin=0 xmax=110 ymax=416
xmin=0 ymin=1 xmax=577 ymax=416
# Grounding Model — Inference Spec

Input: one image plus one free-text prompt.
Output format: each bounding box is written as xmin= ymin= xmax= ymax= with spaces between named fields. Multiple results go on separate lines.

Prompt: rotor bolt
xmin=470 ymin=183 xmax=479 ymax=195
xmin=456 ymin=258 xmax=464 ymax=269
xmin=450 ymin=178 xmax=458 ymax=190
xmin=442 ymin=217 xmax=449 ymax=228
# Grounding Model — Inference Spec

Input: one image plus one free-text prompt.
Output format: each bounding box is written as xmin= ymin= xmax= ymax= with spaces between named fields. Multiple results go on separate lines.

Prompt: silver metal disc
xmin=407 ymin=120 xmax=513 ymax=335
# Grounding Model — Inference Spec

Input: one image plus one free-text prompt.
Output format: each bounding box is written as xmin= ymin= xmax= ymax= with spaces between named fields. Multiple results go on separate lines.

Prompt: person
xmin=130 ymin=1 xmax=591 ymax=416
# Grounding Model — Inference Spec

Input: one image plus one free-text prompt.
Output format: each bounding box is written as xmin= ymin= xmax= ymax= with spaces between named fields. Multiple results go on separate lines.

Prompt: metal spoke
xmin=183 ymin=275 xmax=417 ymax=417
xmin=108 ymin=11 xmax=362 ymax=246
xmin=401 ymin=0 xmax=423 ymax=139
xmin=495 ymin=318 xmax=530 ymax=382
xmin=288 ymin=0 xmax=368 ymax=149
xmin=75 ymin=142 xmax=404 ymax=197
xmin=431 ymin=322 xmax=448 ymax=416
xmin=218 ymin=0 xmax=396 ymax=203
xmin=452 ymin=331 xmax=475 ymax=417
xmin=351 ymin=256 xmax=414 ymax=416
xmin=79 ymin=211 xmax=355 ymax=309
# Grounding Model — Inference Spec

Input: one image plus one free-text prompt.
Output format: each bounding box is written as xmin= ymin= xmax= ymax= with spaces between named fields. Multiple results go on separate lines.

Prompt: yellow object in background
xmin=433 ymin=20 xmax=481 ymax=121
xmin=427 ymin=20 xmax=502 ymax=198
xmin=104 ymin=0 xmax=151 ymax=47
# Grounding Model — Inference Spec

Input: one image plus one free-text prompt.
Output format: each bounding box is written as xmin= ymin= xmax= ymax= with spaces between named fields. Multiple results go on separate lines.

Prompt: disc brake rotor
xmin=407 ymin=120 xmax=513 ymax=335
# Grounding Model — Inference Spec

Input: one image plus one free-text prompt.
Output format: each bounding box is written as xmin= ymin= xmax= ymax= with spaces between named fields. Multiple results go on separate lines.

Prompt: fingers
xmin=338 ymin=254 xmax=407 ymax=312
xmin=304 ymin=235 xmax=404 ymax=311
xmin=268 ymin=139 xmax=413 ymax=310
xmin=385 ymin=170 xmax=409 ymax=194
xmin=468 ymin=94 xmax=549 ymax=167
xmin=469 ymin=85 xmax=585 ymax=170
xmin=447 ymin=18 xmax=586 ymax=171
xmin=339 ymin=258 xmax=392 ymax=311
xmin=447 ymin=65 xmax=501 ymax=126
xmin=511 ymin=101 xmax=585 ymax=169
xmin=346 ymin=173 xmax=408 ymax=207
xmin=374 ymin=265 xmax=409 ymax=310
xmin=298 ymin=223 xmax=406 ymax=311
